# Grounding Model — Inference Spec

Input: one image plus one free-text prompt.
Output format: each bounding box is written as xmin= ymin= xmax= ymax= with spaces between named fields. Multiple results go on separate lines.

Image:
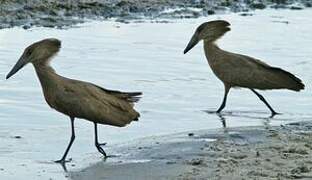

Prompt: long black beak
xmin=6 ymin=56 xmax=28 ymax=79
xmin=183 ymin=34 xmax=200 ymax=54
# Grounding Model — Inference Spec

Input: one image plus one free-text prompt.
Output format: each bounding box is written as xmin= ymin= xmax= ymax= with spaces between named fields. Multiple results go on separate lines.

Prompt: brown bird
xmin=184 ymin=20 xmax=304 ymax=116
xmin=6 ymin=38 xmax=142 ymax=165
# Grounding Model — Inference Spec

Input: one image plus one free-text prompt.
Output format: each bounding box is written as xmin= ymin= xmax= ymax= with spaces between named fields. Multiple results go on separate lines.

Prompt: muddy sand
xmin=0 ymin=0 xmax=311 ymax=29
xmin=66 ymin=121 xmax=312 ymax=180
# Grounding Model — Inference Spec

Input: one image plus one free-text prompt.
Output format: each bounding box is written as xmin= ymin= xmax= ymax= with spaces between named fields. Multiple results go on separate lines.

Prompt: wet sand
xmin=69 ymin=121 xmax=312 ymax=179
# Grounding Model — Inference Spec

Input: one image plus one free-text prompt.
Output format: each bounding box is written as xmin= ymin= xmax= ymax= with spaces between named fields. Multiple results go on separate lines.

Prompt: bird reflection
xmin=204 ymin=110 xmax=277 ymax=130
xmin=217 ymin=113 xmax=227 ymax=128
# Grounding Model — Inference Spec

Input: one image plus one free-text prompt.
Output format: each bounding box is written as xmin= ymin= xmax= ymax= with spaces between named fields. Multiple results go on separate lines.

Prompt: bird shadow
xmin=55 ymin=155 xmax=120 ymax=173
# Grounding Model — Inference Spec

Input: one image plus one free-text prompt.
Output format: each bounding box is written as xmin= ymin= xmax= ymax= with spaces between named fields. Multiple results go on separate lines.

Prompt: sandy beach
xmin=67 ymin=121 xmax=312 ymax=180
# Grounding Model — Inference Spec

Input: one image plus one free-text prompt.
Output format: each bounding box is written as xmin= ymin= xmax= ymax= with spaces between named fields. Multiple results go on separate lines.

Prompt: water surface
xmin=0 ymin=9 xmax=311 ymax=180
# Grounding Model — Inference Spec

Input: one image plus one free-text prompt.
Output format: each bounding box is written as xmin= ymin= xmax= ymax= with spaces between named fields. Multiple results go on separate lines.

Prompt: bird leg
xmin=216 ymin=85 xmax=230 ymax=113
xmin=55 ymin=117 xmax=75 ymax=165
xmin=94 ymin=123 xmax=107 ymax=157
xmin=250 ymin=89 xmax=279 ymax=116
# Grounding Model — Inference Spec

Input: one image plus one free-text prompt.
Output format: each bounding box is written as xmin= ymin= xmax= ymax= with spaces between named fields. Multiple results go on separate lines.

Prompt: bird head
xmin=6 ymin=38 xmax=61 ymax=79
xmin=183 ymin=20 xmax=231 ymax=54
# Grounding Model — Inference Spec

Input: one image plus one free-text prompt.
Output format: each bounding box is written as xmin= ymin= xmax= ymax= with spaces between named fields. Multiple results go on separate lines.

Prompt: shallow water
xmin=0 ymin=9 xmax=311 ymax=179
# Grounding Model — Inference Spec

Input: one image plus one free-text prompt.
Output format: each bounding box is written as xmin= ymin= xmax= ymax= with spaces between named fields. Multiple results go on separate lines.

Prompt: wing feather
xmin=215 ymin=51 xmax=304 ymax=91
xmin=51 ymin=78 xmax=141 ymax=127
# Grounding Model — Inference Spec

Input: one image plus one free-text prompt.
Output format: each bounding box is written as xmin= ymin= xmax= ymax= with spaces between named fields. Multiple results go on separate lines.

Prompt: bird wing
xmin=92 ymin=84 xmax=142 ymax=103
xmin=217 ymin=51 xmax=304 ymax=91
xmin=52 ymin=78 xmax=141 ymax=127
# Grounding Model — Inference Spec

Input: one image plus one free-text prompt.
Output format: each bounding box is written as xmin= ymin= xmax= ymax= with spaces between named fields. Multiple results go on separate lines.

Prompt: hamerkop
xmin=6 ymin=38 xmax=142 ymax=165
xmin=184 ymin=20 xmax=304 ymax=116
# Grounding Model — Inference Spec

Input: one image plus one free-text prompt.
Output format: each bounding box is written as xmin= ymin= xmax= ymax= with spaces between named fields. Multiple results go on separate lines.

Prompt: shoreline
xmin=0 ymin=0 xmax=311 ymax=29
xmin=68 ymin=121 xmax=312 ymax=179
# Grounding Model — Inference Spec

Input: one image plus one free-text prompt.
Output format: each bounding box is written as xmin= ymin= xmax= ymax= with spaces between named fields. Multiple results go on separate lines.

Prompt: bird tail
xmin=121 ymin=92 xmax=142 ymax=121
xmin=104 ymin=90 xmax=142 ymax=125
xmin=105 ymin=89 xmax=142 ymax=103
xmin=270 ymin=67 xmax=305 ymax=91
xmin=120 ymin=92 xmax=141 ymax=122
xmin=94 ymin=84 xmax=142 ymax=103
xmin=121 ymin=92 xmax=142 ymax=103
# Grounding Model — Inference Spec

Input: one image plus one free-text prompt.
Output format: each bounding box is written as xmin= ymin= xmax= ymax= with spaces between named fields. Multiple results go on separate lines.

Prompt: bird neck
xmin=33 ymin=63 xmax=59 ymax=91
xmin=203 ymin=41 xmax=221 ymax=63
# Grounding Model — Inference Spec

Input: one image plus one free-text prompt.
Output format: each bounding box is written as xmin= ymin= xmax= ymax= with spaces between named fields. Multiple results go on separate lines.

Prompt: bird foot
xmin=270 ymin=112 xmax=281 ymax=118
xmin=55 ymin=159 xmax=71 ymax=172
xmin=96 ymin=144 xmax=107 ymax=157
xmin=54 ymin=158 xmax=72 ymax=164
xmin=98 ymin=142 xmax=107 ymax=146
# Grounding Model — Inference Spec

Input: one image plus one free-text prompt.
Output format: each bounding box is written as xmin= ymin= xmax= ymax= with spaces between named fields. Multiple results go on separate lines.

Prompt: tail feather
xmin=105 ymin=89 xmax=142 ymax=103
xmin=120 ymin=92 xmax=142 ymax=103
xmin=270 ymin=67 xmax=305 ymax=91
xmin=92 ymin=84 xmax=142 ymax=103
